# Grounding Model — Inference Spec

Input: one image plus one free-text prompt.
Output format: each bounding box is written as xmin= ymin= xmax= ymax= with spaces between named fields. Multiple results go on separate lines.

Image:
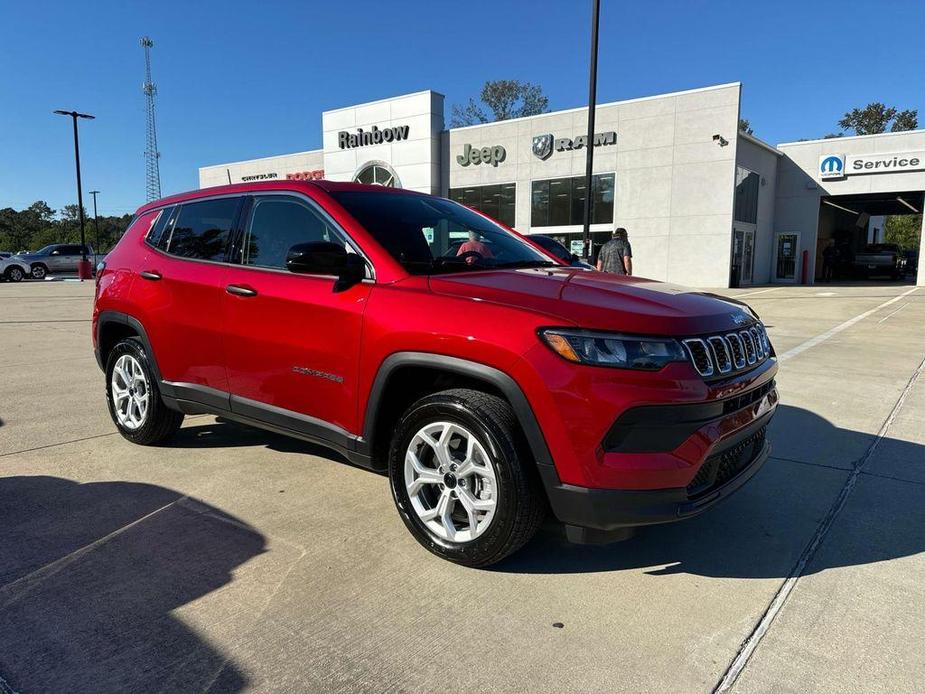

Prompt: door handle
xmin=226 ymin=284 xmax=257 ymax=297
xmin=139 ymin=270 xmax=162 ymax=281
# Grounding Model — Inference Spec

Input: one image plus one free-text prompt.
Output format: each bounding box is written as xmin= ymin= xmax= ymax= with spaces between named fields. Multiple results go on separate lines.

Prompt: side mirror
xmin=285 ymin=241 xmax=366 ymax=292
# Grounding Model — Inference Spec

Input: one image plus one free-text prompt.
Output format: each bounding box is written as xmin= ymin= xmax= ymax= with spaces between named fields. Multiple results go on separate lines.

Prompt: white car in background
xmin=0 ymin=255 xmax=30 ymax=282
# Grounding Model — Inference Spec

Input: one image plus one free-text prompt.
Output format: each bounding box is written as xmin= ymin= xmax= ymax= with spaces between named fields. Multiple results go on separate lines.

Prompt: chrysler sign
xmin=820 ymin=151 xmax=924 ymax=179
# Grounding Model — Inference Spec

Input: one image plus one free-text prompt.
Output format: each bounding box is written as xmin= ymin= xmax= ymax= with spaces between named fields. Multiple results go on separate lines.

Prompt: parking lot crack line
xmin=0 ymin=431 xmax=119 ymax=458
xmin=197 ymin=546 xmax=308 ymax=694
xmin=776 ymin=287 xmax=918 ymax=363
xmin=876 ymin=302 xmax=910 ymax=324
xmin=713 ymin=353 xmax=925 ymax=693
xmin=0 ymin=497 xmax=186 ymax=610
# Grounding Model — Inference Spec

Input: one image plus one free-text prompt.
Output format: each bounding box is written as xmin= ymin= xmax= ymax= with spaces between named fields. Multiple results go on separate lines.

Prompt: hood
xmin=428 ymin=268 xmax=756 ymax=335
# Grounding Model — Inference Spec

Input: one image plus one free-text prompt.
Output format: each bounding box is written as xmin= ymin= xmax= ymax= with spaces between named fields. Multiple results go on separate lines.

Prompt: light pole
xmin=53 ymin=109 xmax=95 ymax=278
xmin=581 ymin=0 xmax=601 ymax=262
xmin=89 ymin=190 xmax=101 ymax=256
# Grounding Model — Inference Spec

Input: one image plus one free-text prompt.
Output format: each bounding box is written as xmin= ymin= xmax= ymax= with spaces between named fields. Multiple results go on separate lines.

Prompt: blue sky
xmin=1 ymin=0 xmax=922 ymax=216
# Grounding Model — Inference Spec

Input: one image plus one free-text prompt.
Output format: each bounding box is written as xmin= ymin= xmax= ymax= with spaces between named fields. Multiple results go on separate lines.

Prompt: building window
xmin=448 ymin=183 xmax=516 ymax=227
xmin=734 ymin=167 xmax=760 ymax=224
xmin=531 ymin=173 xmax=614 ymax=227
xmin=354 ymin=161 xmax=401 ymax=188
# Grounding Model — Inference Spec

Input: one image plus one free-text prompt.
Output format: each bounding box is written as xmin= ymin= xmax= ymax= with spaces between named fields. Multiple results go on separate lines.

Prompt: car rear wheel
xmin=389 ymin=388 xmax=546 ymax=567
xmin=30 ymin=264 xmax=47 ymax=280
xmin=105 ymin=338 xmax=183 ymax=445
xmin=4 ymin=266 xmax=24 ymax=282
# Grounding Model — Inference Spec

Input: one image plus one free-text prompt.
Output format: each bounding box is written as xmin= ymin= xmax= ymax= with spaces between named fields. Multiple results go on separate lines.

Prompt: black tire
xmin=31 ymin=263 xmax=48 ymax=280
xmin=105 ymin=337 xmax=183 ymax=445
xmin=5 ymin=266 xmax=24 ymax=282
xmin=389 ymin=388 xmax=546 ymax=567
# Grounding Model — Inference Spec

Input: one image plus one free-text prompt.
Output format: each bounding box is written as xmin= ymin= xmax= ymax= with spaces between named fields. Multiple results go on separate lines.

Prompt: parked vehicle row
xmin=93 ymin=180 xmax=778 ymax=567
xmin=0 ymin=244 xmax=98 ymax=281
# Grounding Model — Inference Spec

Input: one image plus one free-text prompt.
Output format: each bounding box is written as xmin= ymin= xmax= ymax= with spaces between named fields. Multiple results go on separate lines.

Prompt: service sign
xmin=820 ymin=151 xmax=925 ymax=180
xmin=846 ymin=151 xmax=925 ymax=176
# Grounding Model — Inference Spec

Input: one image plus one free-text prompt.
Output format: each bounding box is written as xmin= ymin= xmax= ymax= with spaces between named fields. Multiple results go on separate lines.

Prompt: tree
xmin=0 ymin=201 xmax=132 ymax=253
xmin=884 ymin=214 xmax=922 ymax=252
xmin=837 ymin=102 xmax=919 ymax=136
xmin=450 ymin=80 xmax=549 ymax=127
xmin=738 ymin=118 xmax=753 ymax=135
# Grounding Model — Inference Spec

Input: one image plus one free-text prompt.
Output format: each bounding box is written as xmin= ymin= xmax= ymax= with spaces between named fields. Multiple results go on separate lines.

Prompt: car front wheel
xmin=389 ymin=388 xmax=546 ymax=567
xmin=30 ymin=264 xmax=47 ymax=280
xmin=105 ymin=338 xmax=183 ymax=445
xmin=5 ymin=267 xmax=24 ymax=282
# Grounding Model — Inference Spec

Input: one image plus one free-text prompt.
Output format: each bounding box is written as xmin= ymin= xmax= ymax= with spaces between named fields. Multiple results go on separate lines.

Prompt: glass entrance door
xmin=732 ymin=228 xmax=755 ymax=286
xmin=774 ymin=232 xmax=800 ymax=282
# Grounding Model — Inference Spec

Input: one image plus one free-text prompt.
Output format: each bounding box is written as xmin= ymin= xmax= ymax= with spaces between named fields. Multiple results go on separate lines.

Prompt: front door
xmin=773 ymin=232 xmax=800 ymax=283
xmin=732 ymin=228 xmax=756 ymax=286
xmin=222 ymin=194 xmax=371 ymax=436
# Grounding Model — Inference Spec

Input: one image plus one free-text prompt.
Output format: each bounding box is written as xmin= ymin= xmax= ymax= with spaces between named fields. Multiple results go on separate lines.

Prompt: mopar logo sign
xmin=819 ymin=154 xmax=846 ymax=179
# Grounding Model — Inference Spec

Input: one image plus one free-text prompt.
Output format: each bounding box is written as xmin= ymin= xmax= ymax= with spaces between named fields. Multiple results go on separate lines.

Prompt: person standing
xmin=821 ymin=239 xmax=836 ymax=282
xmin=597 ymin=227 xmax=633 ymax=275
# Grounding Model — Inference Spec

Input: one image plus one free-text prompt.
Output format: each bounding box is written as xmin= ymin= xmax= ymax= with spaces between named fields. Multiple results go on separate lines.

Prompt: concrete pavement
xmin=0 ymin=280 xmax=922 ymax=693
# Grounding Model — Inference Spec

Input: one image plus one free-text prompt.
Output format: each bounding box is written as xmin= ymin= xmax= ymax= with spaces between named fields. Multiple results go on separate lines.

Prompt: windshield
xmin=34 ymin=245 xmax=56 ymax=255
xmin=330 ymin=191 xmax=555 ymax=275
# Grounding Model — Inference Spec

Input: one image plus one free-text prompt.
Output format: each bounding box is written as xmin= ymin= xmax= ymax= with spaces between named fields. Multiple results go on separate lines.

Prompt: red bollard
xmin=77 ymin=259 xmax=93 ymax=281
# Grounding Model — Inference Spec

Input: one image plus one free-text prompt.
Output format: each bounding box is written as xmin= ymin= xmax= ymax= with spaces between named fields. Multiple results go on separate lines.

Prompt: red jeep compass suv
xmin=93 ymin=181 xmax=778 ymax=567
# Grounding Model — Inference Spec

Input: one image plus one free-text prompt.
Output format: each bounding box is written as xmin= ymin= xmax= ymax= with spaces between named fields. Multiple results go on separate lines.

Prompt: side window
xmin=145 ymin=206 xmax=175 ymax=249
xmin=167 ymin=197 xmax=240 ymax=262
xmin=241 ymin=196 xmax=344 ymax=270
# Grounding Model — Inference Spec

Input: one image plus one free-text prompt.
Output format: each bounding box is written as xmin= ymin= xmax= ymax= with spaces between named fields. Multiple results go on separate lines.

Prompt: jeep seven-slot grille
xmin=682 ymin=322 xmax=771 ymax=379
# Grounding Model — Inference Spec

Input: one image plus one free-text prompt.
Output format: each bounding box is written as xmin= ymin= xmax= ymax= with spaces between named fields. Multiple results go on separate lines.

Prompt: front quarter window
xmin=330 ymin=191 xmax=555 ymax=275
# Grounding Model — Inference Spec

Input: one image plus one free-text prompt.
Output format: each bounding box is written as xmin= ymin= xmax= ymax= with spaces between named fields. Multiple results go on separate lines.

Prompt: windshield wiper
xmin=493 ymin=260 xmax=558 ymax=269
xmin=431 ymin=256 xmax=489 ymax=270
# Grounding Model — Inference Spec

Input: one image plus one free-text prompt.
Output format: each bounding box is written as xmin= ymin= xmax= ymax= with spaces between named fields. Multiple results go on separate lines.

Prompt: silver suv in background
xmin=0 ymin=255 xmax=30 ymax=282
xmin=13 ymin=244 xmax=97 ymax=279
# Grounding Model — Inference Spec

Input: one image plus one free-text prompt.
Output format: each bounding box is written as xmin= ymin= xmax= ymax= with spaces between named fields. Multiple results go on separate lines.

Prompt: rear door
xmin=45 ymin=246 xmax=68 ymax=273
xmin=222 ymin=193 xmax=372 ymax=436
xmin=131 ymin=196 xmax=243 ymax=398
xmin=59 ymin=244 xmax=83 ymax=272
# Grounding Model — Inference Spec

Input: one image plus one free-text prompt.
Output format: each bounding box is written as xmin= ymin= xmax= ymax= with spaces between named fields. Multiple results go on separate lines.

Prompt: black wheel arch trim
xmin=95 ymin=310 xmax=163 ymax=382
xmin=361 ymin=352 xmax=557 ymax=480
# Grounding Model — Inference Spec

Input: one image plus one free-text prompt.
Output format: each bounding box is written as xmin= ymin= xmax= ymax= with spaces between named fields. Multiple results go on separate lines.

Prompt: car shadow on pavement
xmin=493 ymin=404 xmax=925 ymax=577
xmin=165 ymin=417 xmax=359 ymax=467
xmin=0 ymin=475 xmax=265 ymax=693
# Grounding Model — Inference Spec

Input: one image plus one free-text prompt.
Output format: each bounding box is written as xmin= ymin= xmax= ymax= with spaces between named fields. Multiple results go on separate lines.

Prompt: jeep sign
xmin=456 ymin=144 xmax=506 ymax=167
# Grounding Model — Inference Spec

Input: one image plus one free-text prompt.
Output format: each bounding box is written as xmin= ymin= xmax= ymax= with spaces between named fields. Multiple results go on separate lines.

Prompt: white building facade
xmin=200 ymin=84 xmax=924 ymax=287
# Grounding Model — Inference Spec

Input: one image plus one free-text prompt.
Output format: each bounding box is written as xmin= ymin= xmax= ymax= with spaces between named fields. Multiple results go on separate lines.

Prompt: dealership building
xmin=199 ymin=83 xmax=924 ymax=287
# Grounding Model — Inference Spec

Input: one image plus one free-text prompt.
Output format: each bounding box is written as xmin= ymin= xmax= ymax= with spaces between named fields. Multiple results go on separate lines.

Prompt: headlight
xmin=539 ymin=328 xmax=687 ymax=370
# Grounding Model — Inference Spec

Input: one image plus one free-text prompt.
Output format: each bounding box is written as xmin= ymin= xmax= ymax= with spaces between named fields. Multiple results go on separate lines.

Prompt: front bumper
xmin=541 ymin=408 xmax=774 ymax=541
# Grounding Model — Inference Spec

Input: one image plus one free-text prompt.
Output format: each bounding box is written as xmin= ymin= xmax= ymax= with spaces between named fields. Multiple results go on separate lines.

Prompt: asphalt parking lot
xmin=1 ymin=280 xmax=923 ymax=693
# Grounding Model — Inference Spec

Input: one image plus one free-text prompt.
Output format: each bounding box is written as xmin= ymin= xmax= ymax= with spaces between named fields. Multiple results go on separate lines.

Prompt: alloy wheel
xmin=111 ymin=354 xmax=149 ymax=430
xmin=404 ymin=421 xmax=498 ymax=543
